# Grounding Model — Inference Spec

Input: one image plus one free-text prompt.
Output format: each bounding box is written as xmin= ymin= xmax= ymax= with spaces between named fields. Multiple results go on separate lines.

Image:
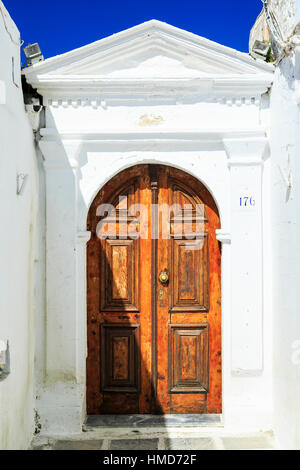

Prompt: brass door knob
xmin=159 ymin=270 xmax=169 ymax=284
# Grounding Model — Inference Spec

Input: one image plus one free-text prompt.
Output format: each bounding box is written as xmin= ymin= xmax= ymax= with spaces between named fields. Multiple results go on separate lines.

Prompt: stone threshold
xmin=32 ymin=430 xmax=277 ymax=450
xmin=85 ymin=414 xmax=222 ymax=428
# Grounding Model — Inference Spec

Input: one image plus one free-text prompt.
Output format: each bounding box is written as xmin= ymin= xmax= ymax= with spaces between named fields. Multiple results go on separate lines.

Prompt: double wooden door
xmin=87 ymin=165 xmax=221 ymax=414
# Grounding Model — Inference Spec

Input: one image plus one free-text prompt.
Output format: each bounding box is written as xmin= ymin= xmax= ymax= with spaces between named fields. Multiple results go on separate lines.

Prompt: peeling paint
xmin=138 ymin=114 xmax=164 ymax=126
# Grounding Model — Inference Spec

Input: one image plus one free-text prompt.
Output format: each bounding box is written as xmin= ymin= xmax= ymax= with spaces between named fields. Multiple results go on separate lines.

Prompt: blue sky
xmin=3 ymin=0 xmax=263 ymax=63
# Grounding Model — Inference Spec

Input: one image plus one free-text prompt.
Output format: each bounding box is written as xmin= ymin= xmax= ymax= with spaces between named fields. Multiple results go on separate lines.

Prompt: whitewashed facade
xmin=266 ymin=0 xmax=300 ymax=451
xmin=0 ymin=1 xmax=39 ymax=450
xmin=1 ymin=1 xmax=300 ymax=450
xmin=23 ymin=20 xmax=274 ymax=435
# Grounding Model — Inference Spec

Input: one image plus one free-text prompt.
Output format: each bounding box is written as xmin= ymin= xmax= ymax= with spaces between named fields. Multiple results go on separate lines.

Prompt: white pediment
xmin=24 ymin=20 xmax=273 ymax=76
xmin=67 ymin=51 xmax=230 ymax=78
xmin=23 ymin=20 xmax=273 ymax=96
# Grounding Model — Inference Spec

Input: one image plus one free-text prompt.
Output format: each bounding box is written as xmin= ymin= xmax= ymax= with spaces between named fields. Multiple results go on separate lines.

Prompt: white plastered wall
xmin=250 ymin=0 xmax=300 ymax=450
xmin=0 ymin=1 xmax=39 ymax=450
xmin=34 ymin=99 xmax=273 ymax=435
xmin=23 ymin=21 xmax=274 ymax=435
xmin=268 ymin=0 xmax=300 ymax=450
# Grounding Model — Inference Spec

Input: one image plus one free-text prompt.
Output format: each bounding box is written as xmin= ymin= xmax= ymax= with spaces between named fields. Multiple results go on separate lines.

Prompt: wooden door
xmin=87 ymin=165 xmax=221 ymax=414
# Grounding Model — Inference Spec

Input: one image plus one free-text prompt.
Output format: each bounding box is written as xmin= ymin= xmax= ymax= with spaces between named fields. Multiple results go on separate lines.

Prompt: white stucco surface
xmin=270 ymin=44 xmax=300 ymax=451
xmin=269 ymin=0 xmax=296 ymax=39
xmin=0 ymin=1 xmax=39 ymax=450
xmin=22 ymin=20 xmax=275 ymax=436
xmin=2 ymin=3 xmax=300 ymax=450
xmin=249 ymin=0 xmax=300 ymax=450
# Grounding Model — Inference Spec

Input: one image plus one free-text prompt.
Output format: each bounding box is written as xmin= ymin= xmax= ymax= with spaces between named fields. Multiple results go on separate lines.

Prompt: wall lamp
xmin=23 ymin=43 xmax=44 ymax=66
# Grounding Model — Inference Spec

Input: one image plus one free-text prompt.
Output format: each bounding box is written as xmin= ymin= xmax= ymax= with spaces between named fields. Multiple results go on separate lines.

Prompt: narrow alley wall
xmin=0 ymin=1 xmax=39 ymax=449
xmin=268 ymin=0 xmax=300 ymax=450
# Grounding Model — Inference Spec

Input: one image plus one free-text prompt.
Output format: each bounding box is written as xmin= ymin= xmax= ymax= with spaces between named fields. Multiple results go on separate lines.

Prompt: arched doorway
xmin=86 ymin=164 xmax=221 ymax=415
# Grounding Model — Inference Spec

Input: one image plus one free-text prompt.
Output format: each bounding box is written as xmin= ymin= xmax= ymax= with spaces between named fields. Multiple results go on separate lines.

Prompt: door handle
xmin=159 ymin=270 xmax=169 ymax=285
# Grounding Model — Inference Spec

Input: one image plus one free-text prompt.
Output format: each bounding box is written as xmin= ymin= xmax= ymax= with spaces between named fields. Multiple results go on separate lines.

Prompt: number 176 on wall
xmin=239 ymin=196 xmax=255 ymax=207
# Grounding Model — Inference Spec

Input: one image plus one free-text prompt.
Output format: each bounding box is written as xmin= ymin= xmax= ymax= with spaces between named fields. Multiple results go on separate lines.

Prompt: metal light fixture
xmin=251 ymin=40 xmax=271 ymax=61
xmin=23 ymin=43 xmax=44 ymax=66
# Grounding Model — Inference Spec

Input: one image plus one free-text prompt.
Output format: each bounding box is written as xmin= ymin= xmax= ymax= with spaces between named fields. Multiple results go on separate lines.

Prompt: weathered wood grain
xmin=86 ymin=164 xmax=222 ymax=415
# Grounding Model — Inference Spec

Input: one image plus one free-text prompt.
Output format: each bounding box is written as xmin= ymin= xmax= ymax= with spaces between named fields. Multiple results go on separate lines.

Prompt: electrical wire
xmin=262 ymin=0 xmax=285 ymax=46
xmin=261 ymin=0 xmax=298 ymax=64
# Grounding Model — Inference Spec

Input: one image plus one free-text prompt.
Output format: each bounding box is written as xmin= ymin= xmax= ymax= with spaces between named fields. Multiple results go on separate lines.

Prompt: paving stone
xmin=165 ymin=438 xmax=216 ymax=450
xmin=222 ymin=436 xmax=274 ymax=450
xmin=110 ymin=439 xmax=158 ymax=450
xmin=53 ymin=439 xmax=103 ymax=450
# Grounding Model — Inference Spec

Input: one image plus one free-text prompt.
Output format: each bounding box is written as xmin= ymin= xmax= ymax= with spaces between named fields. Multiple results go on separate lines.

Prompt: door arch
xmin=86 ymin=164 xmax=221 ymax=414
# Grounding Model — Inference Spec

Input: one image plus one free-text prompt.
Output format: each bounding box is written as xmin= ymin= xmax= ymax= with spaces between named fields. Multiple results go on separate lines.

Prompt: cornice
xmin=39 ymin=128 xmax=268 ymax=170
xmin=223 ymin=134 xmax=268 ymax=167
xmin=45 ymin=97 xmax=262 ymax=108
xmin=28 ymin=75 xmax=272 ymax=100
xmin=23 ymin=20 xmax=273 ymax=103
xmin=40 ymin=127 xmax=267 ymax=144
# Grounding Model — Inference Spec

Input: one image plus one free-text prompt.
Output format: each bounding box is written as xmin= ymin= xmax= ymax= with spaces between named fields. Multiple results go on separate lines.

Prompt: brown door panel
xmin=87 ymin=164 xmax=221 ymax=415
